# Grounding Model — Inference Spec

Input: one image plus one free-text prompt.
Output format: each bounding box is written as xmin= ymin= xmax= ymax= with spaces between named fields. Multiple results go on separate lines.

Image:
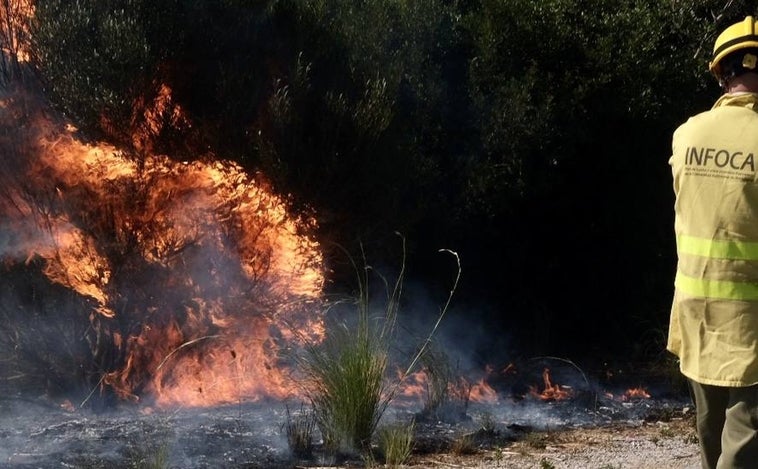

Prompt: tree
xmin=28 ymin=0 xmax=758 ymax=361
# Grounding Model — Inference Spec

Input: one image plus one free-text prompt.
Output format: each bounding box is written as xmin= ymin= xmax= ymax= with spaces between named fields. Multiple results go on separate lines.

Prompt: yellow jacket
xmin=668 ymin=92 xmax=758 ymax=387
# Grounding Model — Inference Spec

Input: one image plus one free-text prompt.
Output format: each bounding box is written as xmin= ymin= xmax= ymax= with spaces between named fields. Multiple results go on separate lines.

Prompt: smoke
xmin=0 ymin=219 xmax=55 ymax=260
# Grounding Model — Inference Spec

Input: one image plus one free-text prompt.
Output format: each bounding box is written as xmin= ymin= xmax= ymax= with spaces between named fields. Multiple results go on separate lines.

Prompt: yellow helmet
xmin=710 ymin=16 xmax=758 ymax=76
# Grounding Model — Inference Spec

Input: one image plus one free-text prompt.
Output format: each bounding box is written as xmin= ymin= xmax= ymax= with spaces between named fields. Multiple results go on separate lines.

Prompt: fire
xmin=397 ymin=368 xmax=499 ymax=406
xmin=604 ymin=387 xmax=652 ymax=402
xmin=622 ymin=387 xmax=651 ymax=401
xmin=468 ymin=376 xmax=498 ymax=404
xmin=0 ymin=0 xmax=34 ymax=64
xmin=0 ymin=89 xmax=325 ymax=407
xmin=398 ymin=369 xmax=429 ymax=402
xmin=529 ymin=368 xmax=573 ymax=401
xmin=129 ymin=83 xmax=193 ymax=155
xmin=467 ymin=363 xmax=499 ymax=404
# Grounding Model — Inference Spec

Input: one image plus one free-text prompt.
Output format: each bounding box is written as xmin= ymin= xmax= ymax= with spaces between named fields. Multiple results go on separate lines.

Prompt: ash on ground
xmin=0 ymin=389 xmax=692 ymax=468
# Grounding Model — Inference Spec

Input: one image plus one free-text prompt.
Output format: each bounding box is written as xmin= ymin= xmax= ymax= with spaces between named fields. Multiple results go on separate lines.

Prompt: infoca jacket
xmin=668 ymin=92 xmax=758 ymax=387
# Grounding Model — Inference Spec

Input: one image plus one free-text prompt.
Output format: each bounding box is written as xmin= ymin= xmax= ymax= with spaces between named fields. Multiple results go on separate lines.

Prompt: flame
xmin=468 ymin=376 xmax=498 ymax=404
xmin=0 ymin=0 xmax=34 ymax=64
xmin=467 ymin=364 xmax=498 ymax=404
xmin=604 ymin=387 xmax=652 ymax=402
xmin=622 ymin=387 xmax=651 ymax=401
xmin=396 ymin=368 xmax=499 ymax=405
xmin=529 ymin=368 xmax=573 ymax=401
xmin=501 ymin=362 xmax=517 ymax=375
xmin=0 ymin=89 xmax=325 ymax=407
xmin=129 ymin=83 xmax=193 ymax=155
xmin=397 ymin=369 xmax=428 ymax=402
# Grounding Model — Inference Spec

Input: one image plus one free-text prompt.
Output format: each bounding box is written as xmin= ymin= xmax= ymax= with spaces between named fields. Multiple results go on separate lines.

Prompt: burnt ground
xmin=0 ymin=389 xmax=699 ymax=469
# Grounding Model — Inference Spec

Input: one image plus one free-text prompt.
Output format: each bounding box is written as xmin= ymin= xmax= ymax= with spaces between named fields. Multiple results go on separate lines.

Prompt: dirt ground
xmin=408 ymin=418 xmax=700 ymax=469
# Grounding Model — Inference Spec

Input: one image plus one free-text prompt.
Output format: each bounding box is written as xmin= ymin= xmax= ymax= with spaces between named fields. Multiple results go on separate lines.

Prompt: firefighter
xmin=669 ymin=16 xmax=758 ymax=469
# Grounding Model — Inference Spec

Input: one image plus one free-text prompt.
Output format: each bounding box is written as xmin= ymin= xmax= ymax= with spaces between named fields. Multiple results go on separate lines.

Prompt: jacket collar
xmin=713 ymin=92 xmax=758 ymax=110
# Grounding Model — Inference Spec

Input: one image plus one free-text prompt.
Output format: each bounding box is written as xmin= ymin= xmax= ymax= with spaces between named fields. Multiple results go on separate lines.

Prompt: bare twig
xmin=79 ymin=374 xmax=106 ymax=408
xmin=399 ymin=249 xmax=461 ymax=380
xmin=155 ymin=335 xmax=221 ymax=372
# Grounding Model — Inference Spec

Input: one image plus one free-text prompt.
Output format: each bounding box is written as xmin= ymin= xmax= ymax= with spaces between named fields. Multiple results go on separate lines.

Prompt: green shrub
xmin=302 ymin=318 xmax=390 ymax=453
xmin=377 ymin=421 xmax=415 ymax=468
xmin=297 ymin=243 xmax=405 ymax=453
xmin=297 ymin=242 xmax=459 ymax=455
xmin=31 ymin=0 xmax=153 ymax=135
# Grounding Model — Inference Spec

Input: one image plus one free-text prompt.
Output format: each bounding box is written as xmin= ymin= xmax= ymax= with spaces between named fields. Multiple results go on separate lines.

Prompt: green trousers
xmin=689 ymin=380 xmax=758 ymax=469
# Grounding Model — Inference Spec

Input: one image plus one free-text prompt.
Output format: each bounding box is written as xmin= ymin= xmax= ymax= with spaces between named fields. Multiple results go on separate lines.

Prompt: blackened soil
xmin=0 ymin=390 xmax=693 ymax=468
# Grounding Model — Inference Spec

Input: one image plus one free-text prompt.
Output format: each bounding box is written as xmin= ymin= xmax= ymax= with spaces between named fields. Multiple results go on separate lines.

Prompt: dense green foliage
xmin=33 ymin=0 xmax=153 ymax=131
xmin=27 ymin=0 xmax=758 ymax=360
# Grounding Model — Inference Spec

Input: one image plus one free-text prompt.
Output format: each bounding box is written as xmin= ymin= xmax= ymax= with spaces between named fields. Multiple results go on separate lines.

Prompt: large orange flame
xmin=0 ymin=89 xmax=325 ymax=407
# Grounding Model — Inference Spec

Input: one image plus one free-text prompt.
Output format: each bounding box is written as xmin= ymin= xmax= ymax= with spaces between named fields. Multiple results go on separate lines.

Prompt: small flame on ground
xmin=604 ymin=387 xmax=651 ymax=402
xmin=396 ymin=369 xmax=499 ymax=406
xmin=623 ymin=387 xmax=651 ymax=401
xmin=529 ymin=368 xmax=574 ymax=401
xmin=624 ymin=388 xmax=650 ymax=399
xmin=468 ymin=376 xmax=498 ymax=404
xmin=397 ymin=369 xmax=428 ymax=402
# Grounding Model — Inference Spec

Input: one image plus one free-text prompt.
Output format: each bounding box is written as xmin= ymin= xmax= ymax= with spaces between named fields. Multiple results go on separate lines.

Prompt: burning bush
xmin=0 ymin=88 xmax=325 ymax=408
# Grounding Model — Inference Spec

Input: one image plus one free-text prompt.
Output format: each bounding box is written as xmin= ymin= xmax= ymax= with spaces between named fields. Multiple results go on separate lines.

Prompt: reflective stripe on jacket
xmin=668 ymin=93 xmax=758 ymax=387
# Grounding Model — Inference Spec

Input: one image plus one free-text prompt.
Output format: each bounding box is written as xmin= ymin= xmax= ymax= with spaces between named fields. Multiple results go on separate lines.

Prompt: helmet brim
xmin=710 ymin=40 xmax=758 ymax=74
